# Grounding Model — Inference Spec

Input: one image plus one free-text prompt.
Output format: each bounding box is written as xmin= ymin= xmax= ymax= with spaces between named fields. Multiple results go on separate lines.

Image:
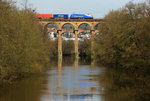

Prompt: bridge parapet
xmin=37 ymin=19 xmax=103 ymax=22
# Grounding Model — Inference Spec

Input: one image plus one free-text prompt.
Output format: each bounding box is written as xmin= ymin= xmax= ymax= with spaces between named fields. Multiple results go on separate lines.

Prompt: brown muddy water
xmin=0 ymin=58 xmax=105 ymax=101
xmin=0 ymin=57 xmax=148 ymax=101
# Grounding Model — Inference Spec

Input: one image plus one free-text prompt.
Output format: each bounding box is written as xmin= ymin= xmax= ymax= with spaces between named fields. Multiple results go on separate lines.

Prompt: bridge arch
xmin=62 ymin=23 xmax=75 ymax=30
xmin=38 ymin=19 xmax=103 ymax=58
xmin=78 ymin=31 xmax=90 ymax=40
xmin=61 ymin=32 xmax=74 ymax=39
xmin=45 ymin=23 xmax=59 ymax=40
xmin=78 ymin=23 xmax=91 ymax=30
xmin=94 ymin=23 xmax=101 ymax=30
xmin=46 ymin=23 xmax=58 ymax=30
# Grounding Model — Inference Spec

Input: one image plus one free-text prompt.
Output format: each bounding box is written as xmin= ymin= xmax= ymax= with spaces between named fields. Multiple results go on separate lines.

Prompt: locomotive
xmin=70 ymin=14 xmax=93 ymax=19
xmin=36 ymin=14 xmax=93 ymax=19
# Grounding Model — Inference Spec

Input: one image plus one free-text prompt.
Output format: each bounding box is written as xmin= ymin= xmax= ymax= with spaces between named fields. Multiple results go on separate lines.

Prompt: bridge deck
xmin=37 ymin=19 xmax=103 ymax=22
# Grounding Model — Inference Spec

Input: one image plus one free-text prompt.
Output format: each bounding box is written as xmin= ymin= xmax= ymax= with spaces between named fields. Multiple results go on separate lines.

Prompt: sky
xmin=15 ymin=0 xmax=145 ymax=18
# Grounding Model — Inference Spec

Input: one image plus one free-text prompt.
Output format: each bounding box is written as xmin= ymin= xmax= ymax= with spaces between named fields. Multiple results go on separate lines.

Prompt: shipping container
xmin=53 ymin=14 xmax=69 ymax=19
xmin=36 ymin=14 xmax=53 ymax=19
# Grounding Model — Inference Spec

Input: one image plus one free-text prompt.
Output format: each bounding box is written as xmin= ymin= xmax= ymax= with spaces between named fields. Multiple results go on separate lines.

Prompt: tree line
xmin=93 ymin=1 xmax=150 ymax=74
xmin=0 ymin=0 xmax=53 ymax=85
xmin=95 ymin=2 xmax=150 ymax=100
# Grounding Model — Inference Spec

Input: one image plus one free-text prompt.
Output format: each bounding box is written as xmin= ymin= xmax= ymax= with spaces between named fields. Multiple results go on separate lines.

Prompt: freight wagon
xmin=53 ymin=14 xmax=69 ymax=19
xmin=36 ymin=14 xmax=52 ymax=19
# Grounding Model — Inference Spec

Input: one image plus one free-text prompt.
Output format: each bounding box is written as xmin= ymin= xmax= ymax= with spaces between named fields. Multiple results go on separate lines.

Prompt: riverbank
xmin=0 ymin=1 xmax=53 ymax=85
xmin=93 ymin=1 xmax=150 ymax=74
xmin=93 ymin=2 xmax=150 ymax=100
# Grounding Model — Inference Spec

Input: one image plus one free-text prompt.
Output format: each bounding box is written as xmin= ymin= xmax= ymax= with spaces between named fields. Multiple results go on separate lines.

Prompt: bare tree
xmin=146 ymin=0 xmax=150 ymax=4
xmin=24 ymin=0 xmax=28 ymax=9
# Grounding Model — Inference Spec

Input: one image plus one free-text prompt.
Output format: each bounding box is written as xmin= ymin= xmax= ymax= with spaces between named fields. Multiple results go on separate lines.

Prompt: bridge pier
xmin=74 ymin=30 xmax=79 ymax=58
xmin=57 ymin=30 xmax=62 ymax=59
xmin=91 ymin=30 xmax=95 ymax=59
xmin=74 ymin=57 xmax=79 ymax=72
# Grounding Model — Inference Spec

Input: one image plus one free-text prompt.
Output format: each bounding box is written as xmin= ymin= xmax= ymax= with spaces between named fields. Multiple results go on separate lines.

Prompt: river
xmin=0 ymin=57 xmax=149 ymax=101
xmin=0 ymin=57 xmax=105 ymax=101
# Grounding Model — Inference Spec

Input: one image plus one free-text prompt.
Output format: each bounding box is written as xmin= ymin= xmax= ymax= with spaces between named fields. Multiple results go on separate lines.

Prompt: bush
xmin=0 ymin=0 xmax=50 ymax=84
xmin=93 ymin=2 xmax=150 ymax=73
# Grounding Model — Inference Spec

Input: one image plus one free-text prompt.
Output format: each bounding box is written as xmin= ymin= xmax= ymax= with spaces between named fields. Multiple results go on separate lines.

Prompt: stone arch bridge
xmin=38 ymin=19 xmax=103 ymax=58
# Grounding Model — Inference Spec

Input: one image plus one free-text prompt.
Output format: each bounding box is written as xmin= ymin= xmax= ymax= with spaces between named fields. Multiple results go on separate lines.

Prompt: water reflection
xmin=0 ymin=75 xmax=43 ymax=101
xmin=99 ymin=67 xmax=150 ymax=101
xmin=74 ymin=58 xmax=79 ymax=72
xmin=41 ymin=57 xmax=103 ymax=101
xmin=1 ymin=58 xmax=148 ymax=101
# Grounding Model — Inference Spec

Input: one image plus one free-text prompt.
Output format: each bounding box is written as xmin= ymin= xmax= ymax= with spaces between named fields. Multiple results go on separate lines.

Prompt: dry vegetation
xmin=0 ymin=0 xmax=52 ymax=85
xmin=93 ymin=2 xmax=150 ymax=73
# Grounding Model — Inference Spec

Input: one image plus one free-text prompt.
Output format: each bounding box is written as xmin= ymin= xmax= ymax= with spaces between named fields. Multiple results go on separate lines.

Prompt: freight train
xmin=36 ymin=14 xmax=93 ymax=19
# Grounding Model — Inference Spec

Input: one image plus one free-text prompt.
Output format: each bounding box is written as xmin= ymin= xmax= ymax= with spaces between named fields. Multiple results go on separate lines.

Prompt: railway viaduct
xmin=38 ymin=19 xmax=104 ymax=58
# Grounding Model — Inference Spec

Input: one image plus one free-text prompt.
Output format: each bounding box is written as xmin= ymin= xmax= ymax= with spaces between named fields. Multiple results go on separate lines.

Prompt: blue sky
xmin=15 ymin=0 xmax=145 ymax=18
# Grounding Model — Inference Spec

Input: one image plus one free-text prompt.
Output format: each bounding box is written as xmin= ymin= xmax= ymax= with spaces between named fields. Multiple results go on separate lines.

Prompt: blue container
xmin=70 ymin=14 xmax=93 ymax=19
xmin=53 ymin=14 xmax=69 ymax=18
